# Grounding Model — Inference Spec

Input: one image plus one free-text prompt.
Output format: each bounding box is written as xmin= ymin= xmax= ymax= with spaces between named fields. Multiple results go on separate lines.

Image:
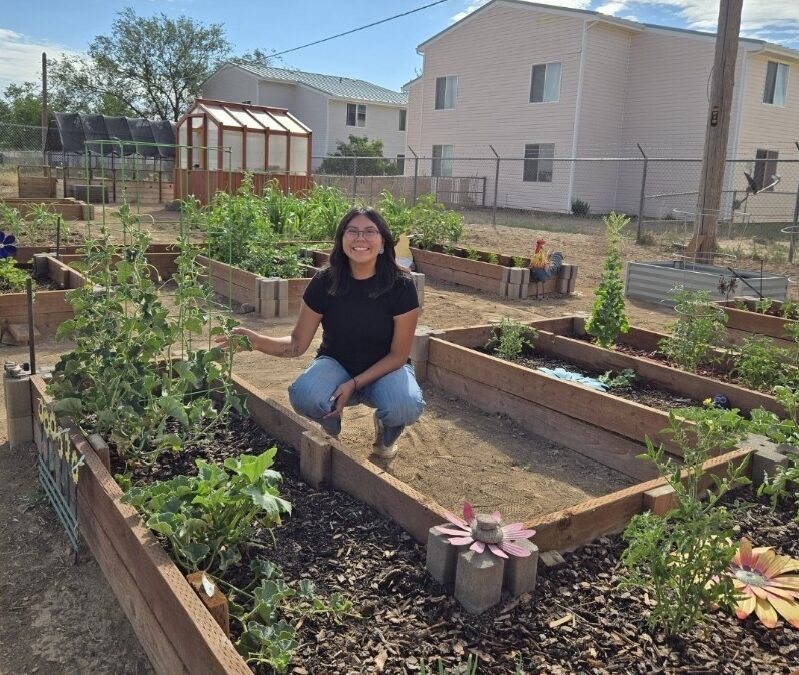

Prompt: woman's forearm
xmin=252 ymin=333 xmax=305 ymax=358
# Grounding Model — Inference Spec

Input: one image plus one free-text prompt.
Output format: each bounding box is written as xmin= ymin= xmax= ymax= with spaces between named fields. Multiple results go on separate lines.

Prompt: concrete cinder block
xmin=509 ymin=268 xmax=527 ymax=285
xmin=572 ymin=315 xmax=588 ymax=336
xmin=276 ymin=279 xmax=288 ymax=301
xmin=32 ymin=254 xmax=50 ymax=277
xmin=507 ymin=283 xmax=523 ymax=300
xmin=498 ymin=281 xmax=509 ymax=297
xmin=4 ymin=374 xmax=32 ymax=418
xmin=426 ymin=527 xmax=459 ymax=586
xmin=411 ymin=272 xmax=425 ymax=308
xmin=519 ymin=282 xmax=529 ymax=300
xmin=557 ymin=278 xmax=570 ymax=294
xmin=455 ymin=549 xmax=505 ymax=614
xmin=568 ymin=276 xmax=577 ymax=293
xmin=503 ymin=540 xmax=539 ymax=597
xmin=539 ymin=550 xmax=566 ymax=569
xmin=643 ymin=484 xmax=678 ymax=517
xmin=8 ymin=415 xmax=34 ymax=449
xmin=752 ymin=449 xmax=791 ymax=488
xmin=501 ymin=267 xmax=511 ymax=283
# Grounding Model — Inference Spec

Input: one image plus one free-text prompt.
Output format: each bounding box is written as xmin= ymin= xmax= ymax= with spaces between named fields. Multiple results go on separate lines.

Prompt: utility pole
xmin=690 ymin=0 xmax=743 ymax=261
xmin=41 ymin=52 xmax=48 ymax=166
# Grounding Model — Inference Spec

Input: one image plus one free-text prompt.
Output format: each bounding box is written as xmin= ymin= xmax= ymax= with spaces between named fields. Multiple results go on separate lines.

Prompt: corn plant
xmin=620 ymin=412 xmax=751 ymax=635
xmin=585 ymin=212 xmax=629 ymax=348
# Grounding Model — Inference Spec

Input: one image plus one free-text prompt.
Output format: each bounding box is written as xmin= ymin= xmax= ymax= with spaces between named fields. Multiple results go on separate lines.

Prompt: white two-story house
xmin=203 ymin=64 xmax=408 ymax=169
xmin=405 ymin=0 xmax=799 ymax=218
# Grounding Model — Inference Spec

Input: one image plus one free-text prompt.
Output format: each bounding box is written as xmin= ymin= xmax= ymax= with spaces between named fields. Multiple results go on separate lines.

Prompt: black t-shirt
xmin=303 ymin=268 xmax=419 ymax=376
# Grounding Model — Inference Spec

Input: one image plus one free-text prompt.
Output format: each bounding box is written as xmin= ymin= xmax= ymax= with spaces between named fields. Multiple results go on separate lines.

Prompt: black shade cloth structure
xmin=44 ymin=112 xmax=176 ymax=158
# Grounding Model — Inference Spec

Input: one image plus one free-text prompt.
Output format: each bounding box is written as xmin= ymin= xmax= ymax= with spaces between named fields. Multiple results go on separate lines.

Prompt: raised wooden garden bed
xmin=0 ymin=256 xmax=86 ymax=344
xmin=715 ymin=298 xmax=797 ymax=350
xmin=12 ymin=362 xmax=765 ymax=674
xmin=0 ymin=197 xmax=91 ymax=221
xmin=198 ymin=252 xmax=425 ymax=319
xmin=414 ymin=317 xmax=790 ymax=478
xmin=411 ymin=246 xmax=576 ymax=300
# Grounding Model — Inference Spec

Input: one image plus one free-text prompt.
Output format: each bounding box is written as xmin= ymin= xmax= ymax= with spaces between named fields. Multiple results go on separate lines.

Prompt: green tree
xmin=0 ymin=81 xmax=76 ymax=126
xmin=48 ymin=9 xmax=271 ymax=120
xmin=318 ymin=135 xmax=401 ymax=176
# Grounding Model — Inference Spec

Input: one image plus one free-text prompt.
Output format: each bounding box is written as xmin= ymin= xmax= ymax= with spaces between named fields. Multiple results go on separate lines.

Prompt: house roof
xmin=231 ymin=63 xmax=408 ymax=105
xmin=417 ymin=0 xmax=799 ymax=60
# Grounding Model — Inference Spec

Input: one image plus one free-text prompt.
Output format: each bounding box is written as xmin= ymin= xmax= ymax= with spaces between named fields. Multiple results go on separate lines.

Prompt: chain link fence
xmin=3 ymin=120 xmax=798 ymax=241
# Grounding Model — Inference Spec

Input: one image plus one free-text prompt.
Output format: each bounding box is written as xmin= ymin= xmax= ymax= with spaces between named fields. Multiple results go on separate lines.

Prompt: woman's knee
xmin=288 ymin=372 xmax=330 ymax=418
xmin=382 ymin=388 xmax=425 ymax=426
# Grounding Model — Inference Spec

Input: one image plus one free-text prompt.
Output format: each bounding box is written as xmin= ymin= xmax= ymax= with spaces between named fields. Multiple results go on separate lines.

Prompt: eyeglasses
xmin=343 ymin=227 xmax=381 ymax=240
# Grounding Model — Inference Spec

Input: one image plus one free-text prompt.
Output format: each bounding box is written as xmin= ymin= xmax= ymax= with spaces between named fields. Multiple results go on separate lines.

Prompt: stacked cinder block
xmin=4 ymin=363 xmax=33 ymax=449
xmin=257 ymin=277 xmax=290 ymax=319
xmin=499 ymin=267 xmax=530 ymax=300
xmin=411 ymin=272 xmax=425 ymax=307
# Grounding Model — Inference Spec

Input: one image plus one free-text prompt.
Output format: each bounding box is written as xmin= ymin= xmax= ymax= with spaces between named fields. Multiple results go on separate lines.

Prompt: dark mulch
xmin=484 ymin=347 xmax=698 ymax=411
xmin=118 ymin=415 xmax=799 ymax=674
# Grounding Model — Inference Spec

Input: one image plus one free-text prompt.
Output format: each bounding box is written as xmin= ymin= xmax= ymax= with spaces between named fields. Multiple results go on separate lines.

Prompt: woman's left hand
xmin=324 ymin=379 xmax=357 ymax=419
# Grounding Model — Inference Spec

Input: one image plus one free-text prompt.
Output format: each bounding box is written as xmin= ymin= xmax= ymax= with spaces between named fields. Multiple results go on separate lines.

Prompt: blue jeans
xmin=288 ymin=356 xmax=425 ymax=446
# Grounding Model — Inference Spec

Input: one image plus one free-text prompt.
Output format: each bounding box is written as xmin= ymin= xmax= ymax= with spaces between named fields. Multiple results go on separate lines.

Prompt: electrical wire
xmin=270 ymin=0 xmax=454 ymax=58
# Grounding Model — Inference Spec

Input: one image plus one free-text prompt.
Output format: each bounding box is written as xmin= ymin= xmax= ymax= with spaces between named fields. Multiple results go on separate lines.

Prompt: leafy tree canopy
xmin=318 ymin=135 xmax=402 ymax=176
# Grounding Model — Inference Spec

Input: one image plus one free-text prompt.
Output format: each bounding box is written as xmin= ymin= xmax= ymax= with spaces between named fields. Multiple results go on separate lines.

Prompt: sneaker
xmin=371 ymin=411 xmax=398 ymax=459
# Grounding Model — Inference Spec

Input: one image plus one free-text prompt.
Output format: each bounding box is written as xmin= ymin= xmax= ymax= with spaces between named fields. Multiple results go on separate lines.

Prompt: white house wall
xmin=292 ymin=86 xmax=328 ymax=161
xmin=202 ymin=66 xmax=259 ymax=105
xmin=572 ymin=23 xmax=631 ymax=214
xmin=732 ymin=51 xmax=799 ymax=222
xmin=412 ymin=1 xmax=584 ymax=212
xmin=325 ymin=100 xmax=407 ymax=159
xmin=256 ymin=81 xmax=296 ymax=110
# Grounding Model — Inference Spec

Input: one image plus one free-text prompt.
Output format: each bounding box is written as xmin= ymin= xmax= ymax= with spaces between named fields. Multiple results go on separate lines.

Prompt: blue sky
xmin=2 ymin=0 xmax=798 ymax=93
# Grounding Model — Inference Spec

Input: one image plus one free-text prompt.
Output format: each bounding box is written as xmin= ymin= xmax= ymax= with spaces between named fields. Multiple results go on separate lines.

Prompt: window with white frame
xmin=431 ymin=145 xmax=453 ymax=177
xmin=763 ymin=62 xmax=789 ymax=106
xmin=753 ymin=149 xmax=779 ymax=192
xmin=529 ymin=62 xmax=562 ymax=103
xmin=396 ymin=154 xmax=406 ymax=173
xmin=346 ymin=103 xmax=367 ymax=127
xmin=434 ymin=76 xmax=458 ymax=110
xmin=523 ymin=144 xmax=554 ymax=182
xmin=398 ymin=109 xmax=407 ymax=131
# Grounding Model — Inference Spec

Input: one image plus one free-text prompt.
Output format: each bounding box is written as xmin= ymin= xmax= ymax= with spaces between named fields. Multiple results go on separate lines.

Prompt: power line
xmin=270 ymin=0 xmax=453 ymax=58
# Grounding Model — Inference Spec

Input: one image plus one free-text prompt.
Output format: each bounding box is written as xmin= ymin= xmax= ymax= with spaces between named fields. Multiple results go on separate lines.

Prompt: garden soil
xmin=2 ymin=215 xmax=799 ymax=673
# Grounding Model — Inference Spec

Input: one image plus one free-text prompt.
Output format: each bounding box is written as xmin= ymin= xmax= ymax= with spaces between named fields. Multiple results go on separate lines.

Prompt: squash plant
xmin=49 ymin=207 xmax=249 ymax=465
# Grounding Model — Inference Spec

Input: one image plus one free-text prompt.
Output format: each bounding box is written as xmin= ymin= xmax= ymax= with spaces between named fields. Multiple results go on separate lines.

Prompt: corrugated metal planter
xmin=625 ymin=260 xmax=789 ymax=305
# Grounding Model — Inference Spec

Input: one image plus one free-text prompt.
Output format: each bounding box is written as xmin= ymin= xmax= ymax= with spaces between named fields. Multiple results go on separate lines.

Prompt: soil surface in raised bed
xmin=0 ymin=267 xmax=60 ymax=294
xmin=485 ymin=347 xmax=699 ymax=411
xmin=123 ymin=415 xmax=799 ymax=674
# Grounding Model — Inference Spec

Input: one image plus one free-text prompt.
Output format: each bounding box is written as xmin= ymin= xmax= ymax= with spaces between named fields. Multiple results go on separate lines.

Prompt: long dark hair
xmin=326 ymin=207 xmax=405 ymax=297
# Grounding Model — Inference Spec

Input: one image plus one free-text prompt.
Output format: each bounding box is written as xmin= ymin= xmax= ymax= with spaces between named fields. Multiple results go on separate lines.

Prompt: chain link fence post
xmin=790 ymin=182 xmax=799 ymax=262
xmin=408 ymin=146 xmax=419 ymax=205
xmin=636 ymin=143 xmax=648 ymax=242
xmin=489 ymin=145 xmax=500 ymax=227
xmin=352 ymin=156 xmax=357 ymax=199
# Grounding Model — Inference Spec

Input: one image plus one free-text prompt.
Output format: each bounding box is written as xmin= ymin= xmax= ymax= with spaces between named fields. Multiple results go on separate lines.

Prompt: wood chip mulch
xmin=121 ymin=415 xmax=799 ymax=674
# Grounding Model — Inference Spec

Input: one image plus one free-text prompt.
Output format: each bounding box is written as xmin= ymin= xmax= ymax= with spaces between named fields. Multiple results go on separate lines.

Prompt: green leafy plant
xmin=658 ymin=287 xmax=728 ymax=372
xmin=487 ymin=252 xmax=499 ymax=265
xmin=730 ymin=335 xmax=789 ymax=391
xmin=410 ymin=194 xmax=463 ymax=250
xmin=598 ymin=368 xmax=637 ymax=390
xmin=486 ymin=318 xmax=538 ymax=362
xmin=620 ymin=412 xmax=751 ymax=635
xmin=123 ymin=448 xmax=291 ymax=573
xmin=49 ymin=207 xmax=249 ymax=465
xmin=465 ymin=248 xmax=481 ymax=261
xmin=570 ymin=198 xmax=591 ymax=218
xmin=512 ymin=255 xmax=525 ymax=268
xmin=0 ymin=258 xmax=28 ymax=293
xmin=758 ymin=451 xmax=799 ymax=522
xmin=585 ymin=212 xmax=630 ymax=348
xmin=780 ymin=300 xmax=799 ymax=321
xmin=754 ymin=296 xmax=773 ymax=314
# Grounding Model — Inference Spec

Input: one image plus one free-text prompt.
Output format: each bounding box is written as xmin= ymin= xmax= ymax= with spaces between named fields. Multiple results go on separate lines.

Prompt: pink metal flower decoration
xmin=434 ymin=502 xmax=536 ymax=558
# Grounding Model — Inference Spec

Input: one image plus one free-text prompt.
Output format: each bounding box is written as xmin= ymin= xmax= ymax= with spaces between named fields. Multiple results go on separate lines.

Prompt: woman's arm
xmin=222 ymin=302 xmax=322 ymax=358
xmin=325 ymin=308 xmax=419 ymax=418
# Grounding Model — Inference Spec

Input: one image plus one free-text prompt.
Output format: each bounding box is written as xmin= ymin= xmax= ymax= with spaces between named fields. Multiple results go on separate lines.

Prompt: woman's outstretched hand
xmin=324 ymin=378 xmax=357 ymax=419
xmin=215 ymin=326 xmax=256 ymax=352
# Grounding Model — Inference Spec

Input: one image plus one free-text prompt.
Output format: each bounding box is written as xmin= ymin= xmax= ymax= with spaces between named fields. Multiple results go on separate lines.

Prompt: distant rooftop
xmin=233 ymin=64 xmax=408 ymax=105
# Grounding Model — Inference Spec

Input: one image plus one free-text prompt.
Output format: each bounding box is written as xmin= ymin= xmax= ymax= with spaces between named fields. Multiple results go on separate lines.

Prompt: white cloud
xmin=0 ymin=28 xmax=79 ymax=92
xmin=451 ymin=0 xmax=799 ymax=47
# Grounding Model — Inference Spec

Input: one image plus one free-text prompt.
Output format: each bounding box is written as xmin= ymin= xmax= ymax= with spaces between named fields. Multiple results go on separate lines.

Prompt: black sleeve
xmin=391 ymin=275 xmax=419 ymax=316
xmin=303 ymin=270 xmax=331 ymax=314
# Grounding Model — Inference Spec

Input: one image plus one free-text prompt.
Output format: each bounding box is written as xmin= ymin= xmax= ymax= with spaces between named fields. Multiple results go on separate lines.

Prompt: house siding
xmin=292 ymin=87 xmax=328 ymax=161
xmin=256 ymin=81 xmax=296 ymax=110
xmin=572 ymin=23 xmax=631 ymax=213
xmin=733 ymin=51 xmax=799 ymax=222
xmin=326 ymin=100 xmax=407 ymax=159
xmin=414 ymin=1 xmax=585 ymax=212
xmin=202 ymin=66 xmax=259 ymax=105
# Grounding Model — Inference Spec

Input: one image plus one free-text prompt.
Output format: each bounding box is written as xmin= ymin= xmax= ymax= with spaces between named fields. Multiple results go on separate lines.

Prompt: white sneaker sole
xmin=371 ymin=411 xmax=397 ymax=459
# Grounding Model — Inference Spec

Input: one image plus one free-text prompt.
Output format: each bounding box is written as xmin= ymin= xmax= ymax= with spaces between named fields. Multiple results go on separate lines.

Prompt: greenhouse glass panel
xmin=268 ymin=135 xmax=288 ymax=171
xmin=290 ymin=136 xmax=309 ymax=175
xmin=271 ymin=112 xmax=309 ymax=135
xmin=227 ymin=108 xmax=263 ymax=129
xmin=249 ymin=110 xmax=286 ymax=131
xmin=226 ymin=130 xmax=243 ymax=170
xmin=178 ymin=124 xmax=188 ymax=169
xmin=247 ymin=133 xmax=266 ymax=170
